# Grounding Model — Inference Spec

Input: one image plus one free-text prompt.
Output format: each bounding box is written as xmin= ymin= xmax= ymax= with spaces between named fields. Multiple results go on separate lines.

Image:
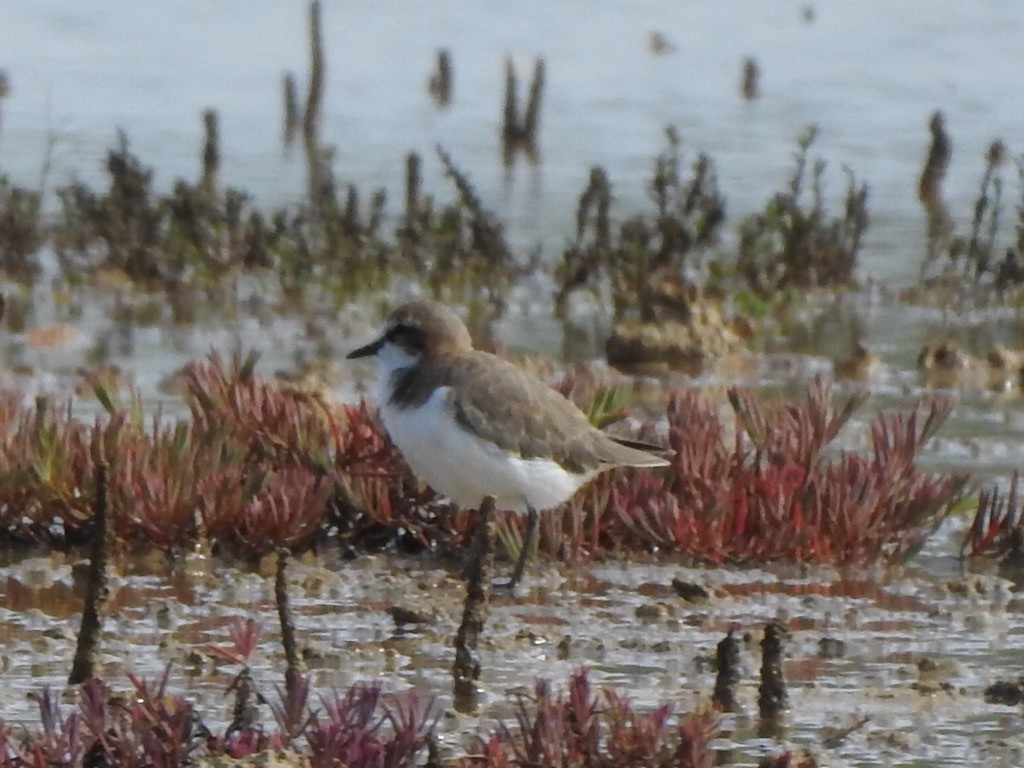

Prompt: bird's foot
xmin=490 ymin=575 xmax=522 ymax=593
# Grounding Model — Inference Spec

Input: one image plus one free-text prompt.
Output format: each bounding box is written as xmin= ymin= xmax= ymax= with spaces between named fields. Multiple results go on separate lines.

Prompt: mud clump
xmin=917 ymin=340 xmax=1024 ymax=393
xmin=672 ymin=577 xmax=712 ymax=603
xmin=197 ymin=752 xmax=309 ymax=768
xmin=606 ymin=296 xmax=745 ymax=373
xmin=984 ymin=678 xmax=1024 ymax=706
xmin=833 ymin=341 xmax=881 ymax=381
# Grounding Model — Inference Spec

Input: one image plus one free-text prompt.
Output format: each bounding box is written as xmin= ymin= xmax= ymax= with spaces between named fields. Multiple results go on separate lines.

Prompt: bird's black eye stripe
xmin=385 ymin=323 xmax=413 ymax=340
xmin=385 ymin=323 xmax=423 ymax=349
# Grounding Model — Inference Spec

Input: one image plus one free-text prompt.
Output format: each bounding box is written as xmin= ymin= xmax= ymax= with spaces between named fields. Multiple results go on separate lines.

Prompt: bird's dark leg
xmin=494 ymin=506 xmax=538 ymax=591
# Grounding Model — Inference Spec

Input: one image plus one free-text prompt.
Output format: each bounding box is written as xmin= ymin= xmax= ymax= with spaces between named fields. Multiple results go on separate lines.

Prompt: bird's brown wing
xmin=446 ymin=352 xmax=668 ymax=473
xmin=446 ymin=352 xmax=608 ymax=473
xmin=599 ymin=435 xmax=671 ymax=468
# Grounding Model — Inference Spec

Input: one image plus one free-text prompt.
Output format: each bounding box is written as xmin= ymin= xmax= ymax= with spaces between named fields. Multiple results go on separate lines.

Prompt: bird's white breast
xmin=378 ymin=384 xmax=593 ymax=513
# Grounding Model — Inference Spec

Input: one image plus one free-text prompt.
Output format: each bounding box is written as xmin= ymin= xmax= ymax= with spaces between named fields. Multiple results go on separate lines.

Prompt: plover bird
xmin=347 ymin=300 xmax=671 ymax=588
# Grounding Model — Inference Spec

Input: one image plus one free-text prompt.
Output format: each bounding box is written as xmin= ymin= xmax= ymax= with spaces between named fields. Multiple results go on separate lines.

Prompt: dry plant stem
xmin=452 ymin=495 xmax=495 ymax=714
xmin=757 ymin=622 xmax=788 ymax=724
xmin=200 ymin=109 xmax=220 ymax=196
xmin=304 ymin=139 xmax=332 ymax=223
xmin=69 ymin=462 xmax=111 ymax=685
xmin=921 ymin=119 xmax=953 ymax=270
xmin=712 ymin=630 xmax=742 ymax=712
xmin=741 ymin=58 xmax=760 ymax=100
xmin=276 ymin=548 xmax=307 ymax=676
xmin=521 ymin=59 xmax=545 ymax=143
xmin=918 ymin=111 xmax=951 ymax=206
xmin=282 ymin=72 xmax=300 ymax=143
xmin=501 ymin=58 xmax=518 ymax=146
xmin=303 ymin=0 xmax=325 ymax=142
xmin=0 ymin=70 xmax=7 ymax=139
xmin=405 ymin=152 xmax=421 ymax=226
xmin=428 ymin=49 xmax=452 ymax=106
xmin=500 ymin=57 xmax=544 ymax=163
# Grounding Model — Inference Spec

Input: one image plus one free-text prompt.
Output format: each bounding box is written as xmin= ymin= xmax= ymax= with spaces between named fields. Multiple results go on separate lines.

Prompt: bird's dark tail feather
xmin=608 ymin=435 xmax=673 ymax=467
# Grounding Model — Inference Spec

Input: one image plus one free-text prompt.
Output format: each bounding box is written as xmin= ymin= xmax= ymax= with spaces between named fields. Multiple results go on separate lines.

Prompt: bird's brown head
xmin=347 ymin=300 xmax=473 ymax=363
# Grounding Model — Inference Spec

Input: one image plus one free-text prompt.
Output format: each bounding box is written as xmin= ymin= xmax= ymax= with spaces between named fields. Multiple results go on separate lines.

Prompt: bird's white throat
xmin=370 ymin=341 xmax=418 ymax=405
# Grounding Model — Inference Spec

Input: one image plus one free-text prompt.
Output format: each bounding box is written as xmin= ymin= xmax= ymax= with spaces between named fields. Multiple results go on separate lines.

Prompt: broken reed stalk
xmin=918 ymin=110 xmax=951 ymax=206
xmin=405 ymin=151 xmax=422 ymax=227
xmin=521 ymin=58 xmax=545 ymax=143
xmin=501 ymin=57 xmax=545 ymax=162
xmin=578 ymin=166 xmax=612 ymax=245
xmin=303 ymin=0 xmax=325 ymax=142
xmin=276 ymin=548 xmax=307 ymax=677
xmin=342 ymin=186 xmax=360 ymax=232
xmin=0 ymin=70 xmax=7 ymax=140
xmin=69 ymin=462 xmax=111 ymax=685
xmin=741 ymin=57 xmax=760 ymax=100
xmin=428 ymin=49 xmax=453 ymax=107
xmin=919 ymin=111 xmax=953 ymax=269
xmin=501 ymin=58 xmax=519 ymax=147
xmin=757 ymin=622 xmax=788 ymax=727
xmin=200 ymin=108 xmax=220 ymax=196
xmin=283 ymin=72 xmax=300 ymax=143
xmin=712 ymin=629 xmax=742 ymax=712
xmin=452 ymin=495 xmax=495 ymax=715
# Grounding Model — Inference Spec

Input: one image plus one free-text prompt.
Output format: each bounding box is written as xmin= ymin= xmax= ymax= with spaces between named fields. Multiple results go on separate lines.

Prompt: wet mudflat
xmin=3 ymin=2 xmax=1024 ymax=766
xmin=2 ymin=538 xmax=1024 ymax=766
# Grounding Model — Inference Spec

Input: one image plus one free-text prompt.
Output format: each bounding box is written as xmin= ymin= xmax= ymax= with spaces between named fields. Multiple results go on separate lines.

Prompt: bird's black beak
xmin=346 ymin=336 xmax=385 ymax=359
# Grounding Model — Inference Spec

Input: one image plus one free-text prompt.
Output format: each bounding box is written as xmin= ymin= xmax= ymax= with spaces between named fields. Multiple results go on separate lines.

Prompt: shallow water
xmin=2 ymin=3 xmax=1024 ymax=765
xmin=3 ymin=0 xmax=1024 ymax=282
xmin=1 ymin=2 xmax=1023 ymax=392
xmin=2 ymin=1 xmax=1024 ymax=367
